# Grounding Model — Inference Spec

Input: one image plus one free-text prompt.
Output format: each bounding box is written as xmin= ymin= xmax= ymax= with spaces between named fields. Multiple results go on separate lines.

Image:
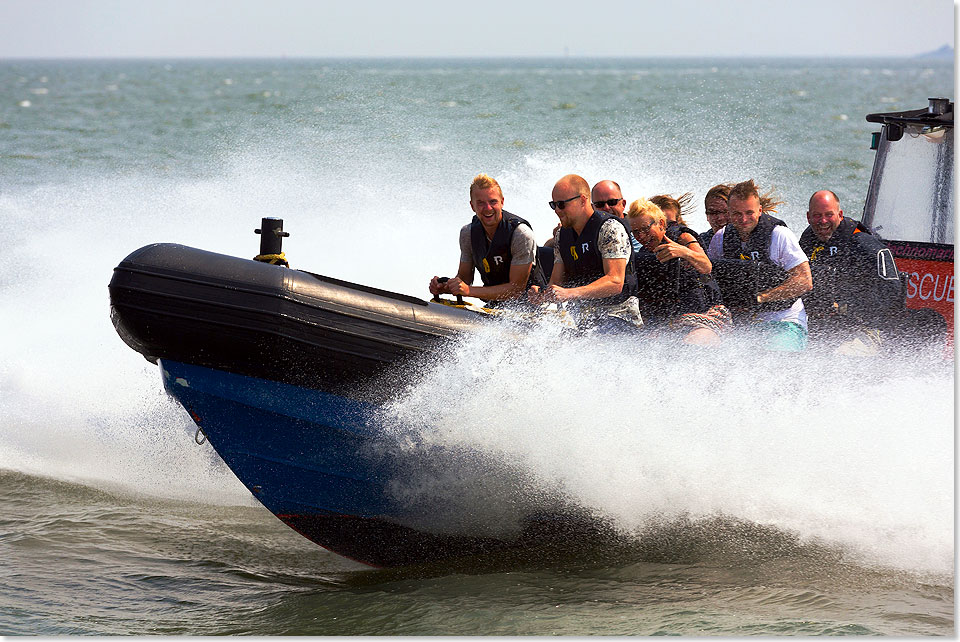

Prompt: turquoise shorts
xmin=756 ymin=320 xmax=808 ymax=352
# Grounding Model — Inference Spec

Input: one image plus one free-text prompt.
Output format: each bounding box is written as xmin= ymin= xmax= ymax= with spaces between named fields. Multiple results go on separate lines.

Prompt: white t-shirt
xmin=708 ymin=225 xmax=809 ymax=328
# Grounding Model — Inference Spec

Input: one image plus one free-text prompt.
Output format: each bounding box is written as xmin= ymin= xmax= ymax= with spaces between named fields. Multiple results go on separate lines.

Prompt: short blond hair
xmin=627 ymin=198 xmax=666 ymax=226
xmin=469 ymin=173 xmax=503 ymax=200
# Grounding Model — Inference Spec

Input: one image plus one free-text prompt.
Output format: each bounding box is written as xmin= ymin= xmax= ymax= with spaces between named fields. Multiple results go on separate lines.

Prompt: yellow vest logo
xmin=809 ymin=245 xmax=825 ymax=261
xmin=570 ymin=246 xmax=579 ymax=261
xmin=482 ymin=258 xmax=491 ymax=273
xmin=738 ymin=252 xmax=750 ymax=261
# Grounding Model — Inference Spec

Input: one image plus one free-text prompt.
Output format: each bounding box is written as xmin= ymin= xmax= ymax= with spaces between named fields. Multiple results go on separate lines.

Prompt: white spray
xmin=0 ymin=119 xmax=951 ymax=575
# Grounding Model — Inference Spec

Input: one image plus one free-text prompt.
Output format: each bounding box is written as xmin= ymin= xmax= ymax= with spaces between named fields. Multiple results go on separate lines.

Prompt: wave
xmin=378 ymin=322 xmax=953 ymax=575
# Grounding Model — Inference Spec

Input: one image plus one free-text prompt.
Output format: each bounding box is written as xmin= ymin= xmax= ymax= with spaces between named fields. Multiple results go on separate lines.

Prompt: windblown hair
xmin=704 ymin=183 xmax=734 ymax=203
xmin=728 ymin=179 xmax=785 ymax=213
xmin=470 ymin=173 xmax=503 ymax=199
xmin=627 ymin=198 xmax=666 ymax=227
xmin=650 ymin=192 xmax=694 ymax=226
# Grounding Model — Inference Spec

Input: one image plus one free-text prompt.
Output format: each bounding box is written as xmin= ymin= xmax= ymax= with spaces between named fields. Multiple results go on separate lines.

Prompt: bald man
xmin=591 ymin=179 xmax=642 ymax=254
xmin=529 ymin=174 xmax=641 ymax=332
xmin=799 ymin=190 xmax=903 ymax=355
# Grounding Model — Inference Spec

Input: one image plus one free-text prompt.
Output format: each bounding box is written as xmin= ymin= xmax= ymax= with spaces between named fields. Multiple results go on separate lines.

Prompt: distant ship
xmin=915 ymin=44 xmax=954 ymax=59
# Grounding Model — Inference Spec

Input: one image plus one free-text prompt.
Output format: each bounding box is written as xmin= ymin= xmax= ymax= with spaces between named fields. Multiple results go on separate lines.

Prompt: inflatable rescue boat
xmin=109 ymin=98 xmax=954 ymax=567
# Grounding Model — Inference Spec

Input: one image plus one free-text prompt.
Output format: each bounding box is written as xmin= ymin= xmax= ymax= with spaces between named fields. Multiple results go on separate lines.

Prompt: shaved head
xmin=591 ymin=179 xmax=626 ymax=217
xmin=555 ymin=174 xmax=590 ymax=197
xmin=809 ymin=190 xmax=840 ymax=209
xmin=591 ymin=180 xmax=621 ymax=198
xmin=807 ymin=189 xmax=844 ymax=241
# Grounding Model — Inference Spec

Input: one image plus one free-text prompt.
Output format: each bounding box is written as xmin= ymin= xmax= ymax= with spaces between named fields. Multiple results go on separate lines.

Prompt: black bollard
xmin=254 ymin=217 xmax=290 ymax=266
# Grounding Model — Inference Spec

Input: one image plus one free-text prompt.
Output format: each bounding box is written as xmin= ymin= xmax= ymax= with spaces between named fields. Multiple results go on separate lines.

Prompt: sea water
xmin=0 ymin=57 xmax=954 ymax=635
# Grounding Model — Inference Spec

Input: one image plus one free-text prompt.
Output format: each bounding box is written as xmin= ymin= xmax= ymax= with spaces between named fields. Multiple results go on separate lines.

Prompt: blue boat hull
xmin=160 ymin=359 xmax=565 ymax=567
xmin=111 ymin=244 xmax=622 ymax=567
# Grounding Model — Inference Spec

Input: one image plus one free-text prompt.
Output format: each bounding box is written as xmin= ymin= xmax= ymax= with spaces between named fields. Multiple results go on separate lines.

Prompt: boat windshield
xmin=863 ymin=125 xmax=954 ymax=245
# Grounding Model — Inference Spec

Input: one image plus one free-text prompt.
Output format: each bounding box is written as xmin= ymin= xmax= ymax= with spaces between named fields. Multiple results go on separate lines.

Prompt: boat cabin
xmin=862 ymin=97 xmax=954 ymax=351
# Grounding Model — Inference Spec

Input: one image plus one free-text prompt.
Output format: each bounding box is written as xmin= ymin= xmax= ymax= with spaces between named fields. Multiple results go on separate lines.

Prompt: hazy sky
xmin=0 ymin=0 xmax=955 ymax=59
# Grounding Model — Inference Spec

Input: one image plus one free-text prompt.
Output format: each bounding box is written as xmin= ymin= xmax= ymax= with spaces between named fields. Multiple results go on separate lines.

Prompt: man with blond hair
xmin=429 ymin=173 xmax=542 ymax=304
xmin=529 ymin=174 xmax=640 ymax=331
xmin=626 ymin=198 xmax=729 ymax=345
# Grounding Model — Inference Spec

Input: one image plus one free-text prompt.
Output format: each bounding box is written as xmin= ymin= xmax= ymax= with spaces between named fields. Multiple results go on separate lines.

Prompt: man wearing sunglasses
xmin=429 ymin=173 xmax=542 ymax=304
xmin=591 ymin=179 xmax=642 ymax=254
xmin=529 ymin=174 xmax=641 ymax=331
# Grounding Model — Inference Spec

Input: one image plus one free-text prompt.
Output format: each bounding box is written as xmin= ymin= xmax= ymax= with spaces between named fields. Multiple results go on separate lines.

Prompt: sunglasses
xmin=548 ymin=195 xmax=580 ymax=211
xmin=592 ymin=198 xmax=622 ymax=209
xmin=705 ymin=209 xmax=727 ymax=216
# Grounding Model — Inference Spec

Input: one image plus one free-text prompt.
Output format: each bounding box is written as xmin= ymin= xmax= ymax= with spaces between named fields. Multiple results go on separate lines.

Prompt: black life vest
xmin=557 ymin=210 xmax=637 ymax=303
xmin=469 ymin=211 xmax=545 ymax=289
xmin=720 ymin=213 xmax=787 ymax=263
xmin=634 ymin=222 xmax=722 ymax=324
xmin=799 ymin=216 xmax=868 ymax=263
xmin=699 ymin=227 xmax=717 ymax=253
xmin=799 ymin=217 xmax=901 ymax=323
xmin=712 ymin=213 xmax=794 ymax=311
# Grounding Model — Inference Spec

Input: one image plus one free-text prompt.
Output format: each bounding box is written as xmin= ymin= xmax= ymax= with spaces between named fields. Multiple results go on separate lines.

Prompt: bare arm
xmin=548 ymin=257 xmax=565 ymax=286
xmin=446 ymin=262 xmax=532 ymax=301
xmin=654 ymin=233 xmax=712 ymax=274
xmin=758 ymin=261 xmax=812 ymax=304
xmin=455 ymin=261 xmax=474 ymax=283
xmin=547 ymin=257 xmax=626 ymax=302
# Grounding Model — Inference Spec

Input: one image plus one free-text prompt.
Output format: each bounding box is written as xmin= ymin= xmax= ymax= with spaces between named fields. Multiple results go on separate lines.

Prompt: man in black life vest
xmin=543 ymin=179 xmax=641 ymax=255
xmin=428 ymin=173 xmax=540 ymax=304
xmin=627 ymin=197 xmax=731 ymax=345
xmin=592 ymin=179 xmax=643 ymax=255
xmin=706 ymin=179 xmax=812 ymax=351
xmin=799 ymin=190 xmax=903 ymax=355
xmin=528 ymin=174 xmax=641 ymax=332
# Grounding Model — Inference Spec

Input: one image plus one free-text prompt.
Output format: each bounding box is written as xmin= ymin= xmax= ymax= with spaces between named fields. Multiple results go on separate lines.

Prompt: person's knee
xmin=683 ymin=327 xmax=721 ymax=346
xmin=763 ymin=322 xmax=807 ymax=352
